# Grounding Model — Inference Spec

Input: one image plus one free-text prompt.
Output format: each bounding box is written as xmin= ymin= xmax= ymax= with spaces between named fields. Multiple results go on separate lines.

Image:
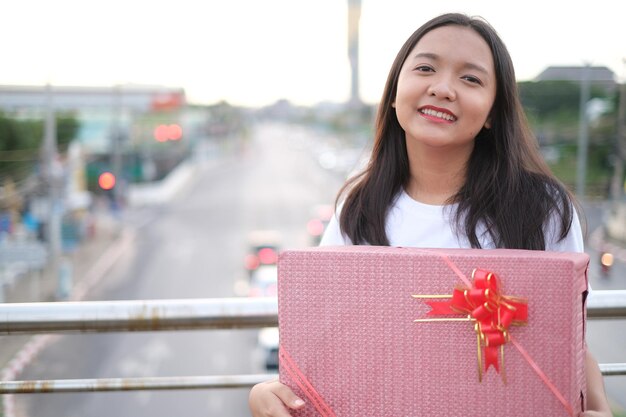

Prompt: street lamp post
xmin=42 ymin=84 xmax=65 ymax=299
xmin=576 ymin=64 xmax=591 ymax=201
xmin=609 ymin=59 xmax=626 ymax=205
xmin=111 ymin=85 xmax=124 ymax=209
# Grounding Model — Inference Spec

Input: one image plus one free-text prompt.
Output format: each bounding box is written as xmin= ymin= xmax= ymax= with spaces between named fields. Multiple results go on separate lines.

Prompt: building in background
xmin=535 ymin=66 xmax=617 ymax=94
xmin=0 ymin=84 xmax=186 ymax=153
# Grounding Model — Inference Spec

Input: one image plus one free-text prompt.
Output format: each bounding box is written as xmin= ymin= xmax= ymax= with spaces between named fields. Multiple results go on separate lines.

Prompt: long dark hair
xmin=338 ymin=13 xmax=577 ymax=250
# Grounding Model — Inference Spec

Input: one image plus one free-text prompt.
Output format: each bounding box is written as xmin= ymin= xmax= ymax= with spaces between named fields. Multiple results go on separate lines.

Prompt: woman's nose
xmin=427 ymin=77 xmax=456 ymax=101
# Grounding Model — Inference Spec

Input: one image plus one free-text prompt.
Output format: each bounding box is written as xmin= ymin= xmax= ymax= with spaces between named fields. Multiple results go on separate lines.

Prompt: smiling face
xmin=394 ymin=25 xmax=496 ymax=155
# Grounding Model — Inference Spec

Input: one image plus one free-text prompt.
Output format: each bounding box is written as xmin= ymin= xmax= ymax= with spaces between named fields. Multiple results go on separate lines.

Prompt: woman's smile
xmin=418 ymin=105 xmax=457 ymax=123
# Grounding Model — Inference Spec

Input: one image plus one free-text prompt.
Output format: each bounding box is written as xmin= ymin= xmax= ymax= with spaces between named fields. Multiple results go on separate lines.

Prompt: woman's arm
xmin=583 ymin=349 xmax=613 ymax=416
xmin=249 ymin=379 xmax=304 ymax=417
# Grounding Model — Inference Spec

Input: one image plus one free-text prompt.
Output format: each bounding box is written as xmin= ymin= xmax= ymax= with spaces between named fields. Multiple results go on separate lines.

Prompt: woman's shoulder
xmin=544 ymin=205 xmax=584 ymax=252
xmin=319 ymin=204 xmax=352 ymax=246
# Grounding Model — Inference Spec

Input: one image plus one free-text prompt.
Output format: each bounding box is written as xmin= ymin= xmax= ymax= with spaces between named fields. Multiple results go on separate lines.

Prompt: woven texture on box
xmin=278 ymin=247 xmax=588 ymax=417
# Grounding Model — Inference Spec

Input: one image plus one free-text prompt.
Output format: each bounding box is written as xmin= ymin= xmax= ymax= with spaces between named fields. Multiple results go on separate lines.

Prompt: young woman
xmin=249 ymin=13 xmax=612 ymax=417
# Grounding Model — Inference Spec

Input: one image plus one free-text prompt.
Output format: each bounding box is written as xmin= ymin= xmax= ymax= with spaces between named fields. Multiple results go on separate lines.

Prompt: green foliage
xmin=0 ymin=113 xmax=19 ymax=149
xmin=518 ymin=80 xmax=611 ymax=124
xmin=0 ymin=111 xmax=80 ymax=183
xmin=519 ymin=80 xmax=580 ymax=121
xmin=0 ymin=111 xmax=79 ymax=151
xmin=546 ymin=142 xmax=613 ymax=198
xmin=518 ymin=80 xmax=620 ymax=198
xmin=56 ymin=112 xmax=80 ymax=148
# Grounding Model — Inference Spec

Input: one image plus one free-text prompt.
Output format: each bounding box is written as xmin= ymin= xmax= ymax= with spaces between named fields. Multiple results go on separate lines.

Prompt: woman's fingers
xmin=249 ymin=379 xmax=305 ymax=417
xmin=271 ymin=380 xmax=305 ymax=409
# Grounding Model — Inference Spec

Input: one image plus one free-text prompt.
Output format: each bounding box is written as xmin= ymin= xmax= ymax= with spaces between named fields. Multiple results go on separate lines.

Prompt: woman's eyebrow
xmin=462 ymin=62 xmax=490 ymax=76
xmin=413 ymin=52 xmax=438 ymax=61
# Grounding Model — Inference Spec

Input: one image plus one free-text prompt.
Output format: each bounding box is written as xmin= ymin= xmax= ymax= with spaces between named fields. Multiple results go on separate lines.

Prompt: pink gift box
xmin=278 ymin=246 xmax=589 ymax=417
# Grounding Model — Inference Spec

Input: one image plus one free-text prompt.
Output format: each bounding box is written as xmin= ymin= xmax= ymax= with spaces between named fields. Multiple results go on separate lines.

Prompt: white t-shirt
xmin=320 ymin=189 xmax=584 ymax=253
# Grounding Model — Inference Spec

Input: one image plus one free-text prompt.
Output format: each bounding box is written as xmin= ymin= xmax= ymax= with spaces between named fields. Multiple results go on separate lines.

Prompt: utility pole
xmin=42 ymin=84 xmax=66 ymax=299
xmin=609 ymin=59 xmax=626 ymax=206
xmin=347 ymin=0 xmax=361 ymax=107
xmin=111 ymin=85 xmax=124 ymax=209
xmin=576 ymin=64 xmax=591 ymax=201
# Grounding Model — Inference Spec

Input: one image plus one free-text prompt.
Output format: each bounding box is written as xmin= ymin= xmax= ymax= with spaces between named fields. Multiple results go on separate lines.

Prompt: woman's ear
xmin=391 ymin=101 xmax=396 ymax=108
xmin=484 ymin=119 xmax=491 ymax=129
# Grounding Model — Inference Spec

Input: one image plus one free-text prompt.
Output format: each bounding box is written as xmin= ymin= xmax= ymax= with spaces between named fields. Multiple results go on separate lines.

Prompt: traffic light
xmin=168 ymin=124 xmax=182 ymax=141
xmin=98 ymin=172 xmax=116 ymax=190
xmin=153 ymin=124 xmax=183 ymax=142
xmin=154 ymin=125 xmax=169 ymax=142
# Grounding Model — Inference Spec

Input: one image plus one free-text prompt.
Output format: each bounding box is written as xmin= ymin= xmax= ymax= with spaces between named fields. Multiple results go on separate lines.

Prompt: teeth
xmin=420 ymin=108 xmax=455 ymax=121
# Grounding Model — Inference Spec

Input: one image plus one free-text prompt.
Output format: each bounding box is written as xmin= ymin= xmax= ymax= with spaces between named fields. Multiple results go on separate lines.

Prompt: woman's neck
xmin=404 ymin=142 xmax=471 ymax=205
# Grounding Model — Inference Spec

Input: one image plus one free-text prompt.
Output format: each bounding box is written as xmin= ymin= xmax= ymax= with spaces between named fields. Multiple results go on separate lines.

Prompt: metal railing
xmin=0 ymin=291 xmax=625 ymax=394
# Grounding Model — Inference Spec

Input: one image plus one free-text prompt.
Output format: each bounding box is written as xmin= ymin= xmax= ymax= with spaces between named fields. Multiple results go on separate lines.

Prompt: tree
xmin=519 ymin=81 xmax=610 ymax=126
xmin=518 ymin=81 xmax=618 ymax=197
xmin=0 ymin=111 xmax=80 ymax=183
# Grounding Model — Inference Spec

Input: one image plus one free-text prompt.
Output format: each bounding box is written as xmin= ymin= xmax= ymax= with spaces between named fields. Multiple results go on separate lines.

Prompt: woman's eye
xmin=414 ymin=65 xmax=434 ymax=72
xmin=462 ymin=75 xmax=483 ymax=85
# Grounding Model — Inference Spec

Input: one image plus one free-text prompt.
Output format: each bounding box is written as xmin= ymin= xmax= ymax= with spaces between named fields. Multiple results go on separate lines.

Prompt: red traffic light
xmin=168 ymin=124 xmax=183 ymax=140
xmin=98 ymin=172 xmax=116 ymax=190
xmin=154 ymin=125 xmax=169 ymax=142
xmin=154 ymin=124 xmax=183 ymax=142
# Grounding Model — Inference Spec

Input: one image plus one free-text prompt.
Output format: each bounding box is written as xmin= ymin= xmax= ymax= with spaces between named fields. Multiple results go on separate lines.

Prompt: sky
xmin=1 ymin=0 xmax=624 ymax=107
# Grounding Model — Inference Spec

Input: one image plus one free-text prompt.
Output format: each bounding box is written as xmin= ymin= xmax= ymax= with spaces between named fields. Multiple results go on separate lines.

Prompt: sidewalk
xmin=0 ymin=211 xmax=123 ymax=373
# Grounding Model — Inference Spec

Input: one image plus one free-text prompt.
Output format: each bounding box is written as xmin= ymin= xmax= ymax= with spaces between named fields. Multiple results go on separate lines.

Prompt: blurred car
xmin=248 ymin=265 xmax=279 ymax=371
xmin=256 ymin=327 xmax=279 ymax=371
xmin=306 ymin=204 xmax=334 ymax=246
xmin=247 ymin=265 xmax=278 ymax=297
xmin=244 ymin=230 xmax=282 ymax=277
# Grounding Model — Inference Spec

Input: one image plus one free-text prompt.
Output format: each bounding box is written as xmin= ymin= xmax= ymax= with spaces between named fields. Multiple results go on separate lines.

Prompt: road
xmin=14 ymin=123 xmax=347 ymax=417
xmin=12 ymin=122 xmax=626 ymax=415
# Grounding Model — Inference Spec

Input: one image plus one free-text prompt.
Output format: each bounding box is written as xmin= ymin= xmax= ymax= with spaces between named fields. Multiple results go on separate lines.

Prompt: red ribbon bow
xmin=417 ymin=268 xmax=528 ymax=379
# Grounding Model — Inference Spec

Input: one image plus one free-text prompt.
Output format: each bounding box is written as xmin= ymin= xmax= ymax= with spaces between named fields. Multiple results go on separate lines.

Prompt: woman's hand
xmin=249 ymin=379 xmax=305 ymax=417
xmin=583 ymin=350 xmax=613 ymax=417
